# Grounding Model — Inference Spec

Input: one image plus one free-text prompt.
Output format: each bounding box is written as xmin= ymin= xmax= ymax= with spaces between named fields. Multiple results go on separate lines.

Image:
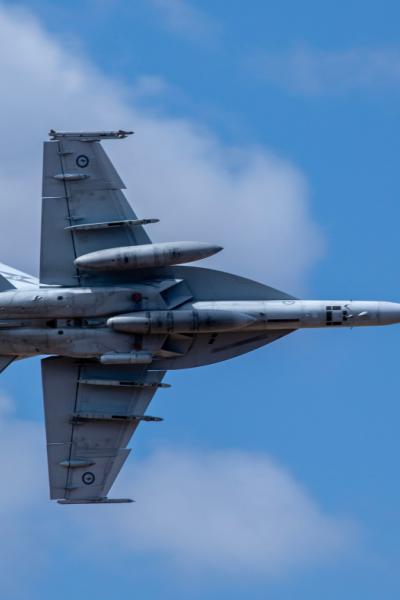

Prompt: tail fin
xmin=0 ymin=263 xmax=39 ymax=291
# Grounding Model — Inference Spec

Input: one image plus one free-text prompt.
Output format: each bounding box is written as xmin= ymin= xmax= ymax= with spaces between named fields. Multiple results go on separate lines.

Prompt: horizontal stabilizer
xmin=0 ymin=262 xmax=38 ymax=291
xmin=0 ymin=274 xmax=14 ymax=291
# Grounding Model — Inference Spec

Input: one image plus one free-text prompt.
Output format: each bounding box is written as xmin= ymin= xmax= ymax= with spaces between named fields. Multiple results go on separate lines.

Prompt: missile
xmin=107 ymin=309 xmax=255 ymax=334
xmin=74 ymin=241 xmax=223 ymax=271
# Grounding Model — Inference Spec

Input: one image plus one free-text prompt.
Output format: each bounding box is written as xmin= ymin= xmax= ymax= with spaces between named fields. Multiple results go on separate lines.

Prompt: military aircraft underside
xmin=1 ymin=129 xmax=399 ymax=504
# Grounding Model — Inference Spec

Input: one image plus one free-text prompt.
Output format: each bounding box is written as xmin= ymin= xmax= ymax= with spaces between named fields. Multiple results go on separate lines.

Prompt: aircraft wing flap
xmin=0 ymin=263 xmax=39 ymax=290
xmin=41 ymin=356 xmax=165 ymax=502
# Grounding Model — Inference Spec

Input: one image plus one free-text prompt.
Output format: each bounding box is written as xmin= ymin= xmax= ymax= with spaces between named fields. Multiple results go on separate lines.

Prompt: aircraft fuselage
xmin=0 ymin=288 xmax=398 ymax=361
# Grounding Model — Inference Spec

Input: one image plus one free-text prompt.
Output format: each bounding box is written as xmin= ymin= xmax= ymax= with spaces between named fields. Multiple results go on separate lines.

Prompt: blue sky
xmin=0 ymin=1 xmax=400 ymax=598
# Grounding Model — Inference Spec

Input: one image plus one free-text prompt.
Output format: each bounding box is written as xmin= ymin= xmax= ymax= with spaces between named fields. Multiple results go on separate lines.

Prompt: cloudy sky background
xmin=0 ymin=1 xmax=400 ymax=598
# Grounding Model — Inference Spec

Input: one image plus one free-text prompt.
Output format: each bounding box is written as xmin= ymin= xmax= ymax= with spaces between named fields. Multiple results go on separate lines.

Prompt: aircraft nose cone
xmin=378 ymin=302 xmax=400 ymax=325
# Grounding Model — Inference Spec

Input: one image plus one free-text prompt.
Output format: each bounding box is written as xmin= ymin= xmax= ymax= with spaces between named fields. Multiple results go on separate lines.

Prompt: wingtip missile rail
xmin=48 ymin=129 xmax=133 ymax=141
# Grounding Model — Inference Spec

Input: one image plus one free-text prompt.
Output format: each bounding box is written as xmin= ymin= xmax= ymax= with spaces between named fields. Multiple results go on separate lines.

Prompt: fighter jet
xmin=0 ymin=129 xmax=398 ymax=504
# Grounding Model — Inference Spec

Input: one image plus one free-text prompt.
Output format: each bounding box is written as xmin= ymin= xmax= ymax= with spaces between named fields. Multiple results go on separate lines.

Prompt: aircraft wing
xmin=41 ymin=356 xmax=166 ymax=503
xmin=40 ymin=130 xmax=154 ymax=287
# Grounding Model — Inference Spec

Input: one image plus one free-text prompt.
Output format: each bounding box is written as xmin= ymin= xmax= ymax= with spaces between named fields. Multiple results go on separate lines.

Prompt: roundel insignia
xmin=82 ymin=471 xmax=95 ymax=485
xmin=76 ymin=154 xmax=89 ymax=168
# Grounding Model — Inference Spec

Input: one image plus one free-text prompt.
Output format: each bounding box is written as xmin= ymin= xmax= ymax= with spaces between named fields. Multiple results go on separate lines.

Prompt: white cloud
xmin=254 ymin=44 xmax=400 ymax=95
xmin=0 ymin=4 xmax=322 ymax=291
xmin=0 ymin=392 xmax=356 ymax=588
xmin=0 ymin=393 xmax=55 ymax=598
xmin=148 ymin=0 xmax=218 ymax=41
xmin=95 ymin=448 xmax=355 ymax=577
xmin=131 ymin=74 xmax=172 ymax=100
